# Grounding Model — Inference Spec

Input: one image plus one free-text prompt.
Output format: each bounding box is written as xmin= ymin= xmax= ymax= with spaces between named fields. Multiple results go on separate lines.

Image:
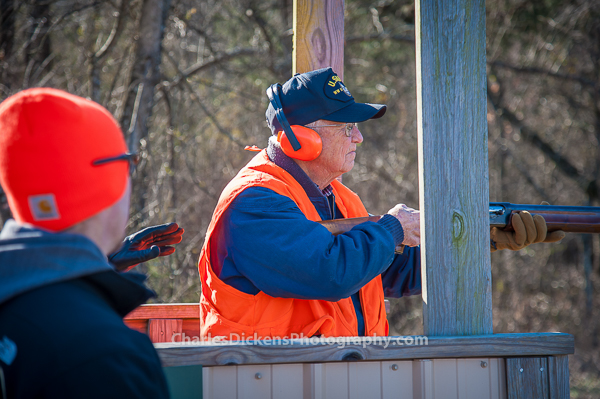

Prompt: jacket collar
xmin=0 ymin=220 xmax=154 ymax=312
xmin=266 ymin=136 xmax=323 ymax=196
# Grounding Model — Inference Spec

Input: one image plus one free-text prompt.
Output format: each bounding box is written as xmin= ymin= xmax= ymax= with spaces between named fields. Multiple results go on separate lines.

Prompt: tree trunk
xmin=90 ymin=0 xmax=128 ymax=103
xmin=0 ymin=0 xmax=16 ymax=59
xmin=24 ymin=0 xmax=52 ymax=88
xmin=121 ymin=0 xmax=171 ymax=153
xmin=120 ymin=0 xmax=170 ymax=224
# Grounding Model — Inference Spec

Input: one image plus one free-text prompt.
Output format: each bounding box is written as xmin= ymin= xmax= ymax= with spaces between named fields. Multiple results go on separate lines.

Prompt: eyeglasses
xmin=92 ymin=152 xmax=140 ymax=175
xmin=308 ymin=122 xmax=357 ymax=137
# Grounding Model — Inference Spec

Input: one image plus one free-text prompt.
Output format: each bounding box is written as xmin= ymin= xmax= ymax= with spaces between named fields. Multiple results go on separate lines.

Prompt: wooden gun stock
xmin=318 ymin=203 xmax=600 ymax=236
xmin=317 ymin=215 xmax=382 ymax=235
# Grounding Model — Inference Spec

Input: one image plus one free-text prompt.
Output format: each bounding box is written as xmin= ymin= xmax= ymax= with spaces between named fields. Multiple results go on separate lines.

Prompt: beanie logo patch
xmin=28 ymin=194 xmax=60 ymax=221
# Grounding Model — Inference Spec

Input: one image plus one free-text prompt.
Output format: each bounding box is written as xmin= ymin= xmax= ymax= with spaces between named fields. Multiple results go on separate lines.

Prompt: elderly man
xmin=198 ymin=68 xmax=562 ymax=340
xmin=0 ymin=88 xmax=183 ymax=398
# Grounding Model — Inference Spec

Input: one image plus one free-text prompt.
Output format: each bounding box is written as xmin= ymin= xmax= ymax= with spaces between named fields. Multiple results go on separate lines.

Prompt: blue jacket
xmin=210 ymin=138 xmax=421 ymax=335
xmin=0 ymin=220 xmax=169 ymax=398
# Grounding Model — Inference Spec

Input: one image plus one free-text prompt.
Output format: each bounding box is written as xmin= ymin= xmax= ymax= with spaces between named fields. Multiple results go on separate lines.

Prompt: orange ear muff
xmin=277 ymin=125 xmax=322 ymax=161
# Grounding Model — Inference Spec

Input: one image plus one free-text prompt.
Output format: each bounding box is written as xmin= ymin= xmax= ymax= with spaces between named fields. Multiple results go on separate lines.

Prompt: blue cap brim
xmin=321 ymin=102 xmax=387 ymax=123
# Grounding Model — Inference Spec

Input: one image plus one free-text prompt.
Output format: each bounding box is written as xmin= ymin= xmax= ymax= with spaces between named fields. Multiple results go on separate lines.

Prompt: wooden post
xmin=415 ymin=0 xmax=492 ymax=335
xmin=293 ymin=0 xmax=344 ymax=78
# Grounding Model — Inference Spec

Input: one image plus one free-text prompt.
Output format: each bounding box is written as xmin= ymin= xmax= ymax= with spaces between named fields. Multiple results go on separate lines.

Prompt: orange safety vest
xmin=199 ymin=151 xmax=389 ymax=339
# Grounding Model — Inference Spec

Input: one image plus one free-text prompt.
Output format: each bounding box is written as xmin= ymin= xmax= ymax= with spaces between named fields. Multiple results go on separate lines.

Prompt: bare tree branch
xmin=489 ymin=60 xmax=598 ymax=89
xmin=12 ymin=1 xmax=104 ymax=65
xmin=505 ymin=151 xmax=551 ymax=201
xmin=346 ymin=32 xmax=415 ymax=45
xmin=90 ymin=1 xmax=128 ymax=102
xmin=179 ymin=19 xmax=216 ymax=55
xmin=164 ymin=53 xmax=245 ymax=147
xmin=167 ymin=48 xmax=259 ymax=88
xmin=31 ymin=52 xmax=55 ymax=84
xmin=94 ymin=0 xmax=127 ymax=60
xmin=101 ymin=51 xmax=131 ymax=108
xmin=487 ymin=87 xmax=596 ymax=199
xmin=244 ymin=2 xmax=276 ymax=73
xmin=0 ymin=0 xmax=18 ymax=89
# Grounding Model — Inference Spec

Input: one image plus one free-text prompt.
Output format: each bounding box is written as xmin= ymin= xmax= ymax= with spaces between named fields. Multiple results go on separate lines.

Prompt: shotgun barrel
xmin=318 ymin=203 xmax=600 ymax=236
xmin=489 ymin=202 xmax=600 ymax=233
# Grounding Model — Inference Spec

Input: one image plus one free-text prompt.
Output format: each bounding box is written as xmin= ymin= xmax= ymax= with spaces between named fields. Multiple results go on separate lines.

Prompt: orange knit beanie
xmin=0 ymin=88 xmax=129 ymax=231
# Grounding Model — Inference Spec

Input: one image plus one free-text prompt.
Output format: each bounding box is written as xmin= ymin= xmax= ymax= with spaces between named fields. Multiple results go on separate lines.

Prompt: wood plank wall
xmin=506 ymin=355 xmax=570 ymax=399
xmin=201 ymin=358 xmax=506 ymax=399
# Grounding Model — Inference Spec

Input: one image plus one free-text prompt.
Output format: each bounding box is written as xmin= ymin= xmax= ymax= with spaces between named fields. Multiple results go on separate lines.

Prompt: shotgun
xmin=318 ymin=202 xmax=600 ymax=236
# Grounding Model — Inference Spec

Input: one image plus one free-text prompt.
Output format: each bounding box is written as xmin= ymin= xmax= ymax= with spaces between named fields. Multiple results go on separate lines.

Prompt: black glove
xmin=108 ymin=222 xmax=184 ymax=271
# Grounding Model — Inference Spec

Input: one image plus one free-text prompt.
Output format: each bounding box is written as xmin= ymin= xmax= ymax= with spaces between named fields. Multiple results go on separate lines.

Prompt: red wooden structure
xmin=124 ymin=303 xmax=200 ymax=343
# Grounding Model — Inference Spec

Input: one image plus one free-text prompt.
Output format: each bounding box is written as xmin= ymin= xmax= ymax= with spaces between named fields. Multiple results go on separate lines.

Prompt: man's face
xmin=310 ymin=120 xmax=363 ymax=178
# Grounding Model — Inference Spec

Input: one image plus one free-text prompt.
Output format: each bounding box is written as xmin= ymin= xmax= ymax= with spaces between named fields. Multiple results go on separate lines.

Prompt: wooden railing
xmin=123 ymin=303 xmax=200 ymax=343
xmin=154 ymin=332 xmax=574 ymax=368
xmin=123 ymin=303 xmax=574 ymax=398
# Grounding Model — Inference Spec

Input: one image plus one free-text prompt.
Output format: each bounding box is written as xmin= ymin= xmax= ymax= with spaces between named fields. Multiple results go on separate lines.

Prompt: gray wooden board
xmin=504 ymin=355 xmax=570 ymax=399
xmin=415 ymin=0 xmax=493 ymax=336
xmin=506 ymin=357 xmax=549 ymax=399
xmin=548 ymin=355 xmax=570 ymax=399
xmin=154 ymin=333 xmax=574 ymax=367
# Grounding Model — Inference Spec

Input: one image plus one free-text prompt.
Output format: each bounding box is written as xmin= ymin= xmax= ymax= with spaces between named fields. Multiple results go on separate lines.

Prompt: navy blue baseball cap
xmin=266 ymin=67 xmax=387 ymax=135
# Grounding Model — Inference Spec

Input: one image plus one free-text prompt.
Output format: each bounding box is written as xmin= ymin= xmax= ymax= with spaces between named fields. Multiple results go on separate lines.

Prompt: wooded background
xmin=1 ymin=0 xmax=598 ymax=395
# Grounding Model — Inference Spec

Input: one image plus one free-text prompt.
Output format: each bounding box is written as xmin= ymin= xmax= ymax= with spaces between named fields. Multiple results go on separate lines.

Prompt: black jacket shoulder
xmin=0 ymin=272 xmax=169 ymax=399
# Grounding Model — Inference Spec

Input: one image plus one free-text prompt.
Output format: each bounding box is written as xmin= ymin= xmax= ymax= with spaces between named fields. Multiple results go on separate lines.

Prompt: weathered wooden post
xmin=415 ymin=0 xmax=492 ymax=336
xmin=414 ymin=1 xmax=571 ymax=397
xmin=293 ymin=0 xmax=344 ymax=78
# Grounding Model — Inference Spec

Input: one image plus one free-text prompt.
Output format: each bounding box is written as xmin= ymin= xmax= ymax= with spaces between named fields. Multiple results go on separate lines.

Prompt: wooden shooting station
xmin=124 ymin=0 xmax=574 ymax=397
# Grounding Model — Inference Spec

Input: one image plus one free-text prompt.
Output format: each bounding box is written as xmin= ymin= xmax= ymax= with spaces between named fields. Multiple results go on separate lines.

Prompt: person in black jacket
xmin=0 ymin=88 xmax=182 ymax=398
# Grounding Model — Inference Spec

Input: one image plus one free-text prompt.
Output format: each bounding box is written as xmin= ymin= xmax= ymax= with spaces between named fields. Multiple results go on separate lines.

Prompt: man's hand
xmin=387 ymin=204 xmax=420 ymax=247
xmin=108 ymin=222 xmax=184 ymax=271
xmin=490 ymin=211 xmax=565 ymax=252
